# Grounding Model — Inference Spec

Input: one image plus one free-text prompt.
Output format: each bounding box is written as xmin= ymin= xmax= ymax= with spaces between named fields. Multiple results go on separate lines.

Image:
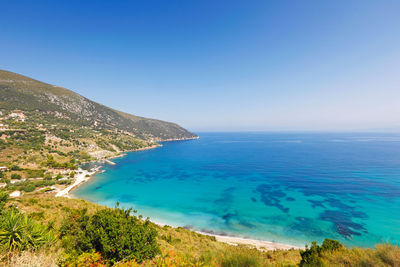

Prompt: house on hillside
xmin=0 ymin=124 xmax=8 ymax=131
xmin=0 ymin=166 xmax=8 ymax=171
xmin=8 ymin=112 xmax=26 ymax=122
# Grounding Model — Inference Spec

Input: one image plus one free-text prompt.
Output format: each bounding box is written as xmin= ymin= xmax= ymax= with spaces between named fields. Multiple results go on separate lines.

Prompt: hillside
xmin=0 ymin=69 xmax=196 ymax=141
xmin=1 ymin=194 xmax=399 ymax=266
xmin=0 ymin=69 xmax=196 ymax=176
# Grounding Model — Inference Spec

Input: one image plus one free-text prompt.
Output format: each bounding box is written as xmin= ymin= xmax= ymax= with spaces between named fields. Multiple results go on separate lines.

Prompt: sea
xmin=73 ymin=132 xmax=400 ymax=247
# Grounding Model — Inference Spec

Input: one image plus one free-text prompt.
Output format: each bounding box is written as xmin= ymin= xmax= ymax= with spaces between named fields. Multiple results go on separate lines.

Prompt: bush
xmin=22 ymin=183 xmax=36 ymax=192
xmin=11 ymin=173 xmax=22 ymax=180
xmin=321 ymin=238 xmax=343 ymax=252
xmin=43 ymin=173 xmax=52 ymax=180
xmin=10 ymin=165 xmax=21 ymax=171
xmin=300 ymin=239 xmax=343 ymax=267
xmin=300 ymin=242 xmax=323 ymax=267
xmin=60 ymin=206 xmax=160 ymax=264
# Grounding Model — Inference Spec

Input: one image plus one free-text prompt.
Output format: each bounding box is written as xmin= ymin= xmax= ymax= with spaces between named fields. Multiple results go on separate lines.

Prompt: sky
xmin=1 ymin=0 xmax=400 ymax=132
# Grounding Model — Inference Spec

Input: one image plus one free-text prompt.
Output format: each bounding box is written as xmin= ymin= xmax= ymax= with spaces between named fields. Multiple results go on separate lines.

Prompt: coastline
xmin=151 ymin=219 xmax=301 ymax=251
xmin=55 ymin=167 xmax=102 ymax=198
xmin=57 ymin=135 xmax=302 ymax=251
xmin=56 ymin=138 xmax=193 ymax=199
xmin=199 ymin=231 xmax=302 ymax=251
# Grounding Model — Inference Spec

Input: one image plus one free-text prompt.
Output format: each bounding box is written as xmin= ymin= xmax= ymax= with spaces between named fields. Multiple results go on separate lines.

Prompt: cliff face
xmin=0 ymin=69 xmax=196 ymax=141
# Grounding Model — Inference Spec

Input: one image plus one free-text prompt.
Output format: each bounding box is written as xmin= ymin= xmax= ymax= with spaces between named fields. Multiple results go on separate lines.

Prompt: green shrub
xmin=22 ymin=183 xmax=36 ymax=192
xmin=321 ymin=238 xmax=343 ymax=252
xmin=10 ymin=165 xmax=21 ymax=171
xmin=60 ymin=206 xmax=160 ymax=264
xmin=300 ymin=239 xmax=343 ymax=267
xmin=11 ymin=173 xmax=21 ymax=180
xmin=300 ymin=242 xmax=323 ymax=267
xmin=43 ymin=173 xmax=52 ymax=180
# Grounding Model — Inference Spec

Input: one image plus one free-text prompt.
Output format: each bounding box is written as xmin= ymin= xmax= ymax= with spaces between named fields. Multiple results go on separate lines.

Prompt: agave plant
xmin=25 ymin=217 xmax=55 ymax=249
xmin=0 ymin=209 xmax=55 ymax=252
xmin=0 ymin=209 xmax=27 ymax=252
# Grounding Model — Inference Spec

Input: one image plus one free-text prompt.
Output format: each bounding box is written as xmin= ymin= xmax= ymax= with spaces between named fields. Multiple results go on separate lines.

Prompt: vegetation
xmin=60 ymin=206 xmax=159 ymax=264
xmin=0 ymin=69 xmax=196 ymax=142
xmin=0 ymin=69 xmax=196 ymax=187
xmin=0 ymin=69 xmax=398 ymax=266
xmin=0 ymin=209 xmax=55 ymax=252
xmin=0 ymin=194 xmax=397 ymax=266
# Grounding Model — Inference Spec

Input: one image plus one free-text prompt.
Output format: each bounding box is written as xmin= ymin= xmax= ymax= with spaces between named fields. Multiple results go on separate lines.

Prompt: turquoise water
xmin=73 ymin=133 xmax=400 ymax=247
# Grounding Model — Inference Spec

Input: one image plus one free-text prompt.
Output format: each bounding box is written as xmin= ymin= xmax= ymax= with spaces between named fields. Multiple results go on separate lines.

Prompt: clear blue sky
xmin=1 ymin=0 xmax=400 ymax=132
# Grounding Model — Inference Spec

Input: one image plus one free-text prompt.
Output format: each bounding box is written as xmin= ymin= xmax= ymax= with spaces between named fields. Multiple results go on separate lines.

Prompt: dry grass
xmin=7 ymin=250 xmax=60 ymax=267
xmin=13 ymin=194 xmax=103 ymax=228
xmin=319 ymin=244 xmax=400 ymax=267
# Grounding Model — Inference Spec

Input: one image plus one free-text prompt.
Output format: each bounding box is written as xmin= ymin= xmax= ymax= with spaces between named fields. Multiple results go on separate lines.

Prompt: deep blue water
xmin=73 ymin=133 xmax=400 ymax=247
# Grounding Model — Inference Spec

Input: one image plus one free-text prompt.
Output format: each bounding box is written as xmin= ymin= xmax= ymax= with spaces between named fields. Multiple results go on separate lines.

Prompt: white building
xmin=9 ymin=191 xmax=21 ymax=198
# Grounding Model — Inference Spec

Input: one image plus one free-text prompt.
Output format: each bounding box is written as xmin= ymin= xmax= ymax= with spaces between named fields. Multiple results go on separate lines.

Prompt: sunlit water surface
xmin=74 ymin=133 xmax=400 ymax=247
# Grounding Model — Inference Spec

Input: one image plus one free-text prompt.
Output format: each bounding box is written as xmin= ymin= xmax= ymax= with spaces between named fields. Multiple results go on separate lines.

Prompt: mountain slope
xmin=0 ymin=69 xmax=196 ymax=141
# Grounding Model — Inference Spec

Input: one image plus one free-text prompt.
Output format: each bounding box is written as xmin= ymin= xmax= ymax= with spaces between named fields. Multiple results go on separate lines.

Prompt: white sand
xmin=55 ymin=167 xmax=100 ymax=198
xmin=200 ymin=232 xmax=302 ymax=251
xmin=152 ymin=220 xmax=300 ymax=251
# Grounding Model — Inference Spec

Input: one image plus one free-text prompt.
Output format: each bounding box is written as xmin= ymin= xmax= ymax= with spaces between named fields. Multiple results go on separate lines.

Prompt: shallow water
xmin=73 ymin=132 xmax=400 ymax=247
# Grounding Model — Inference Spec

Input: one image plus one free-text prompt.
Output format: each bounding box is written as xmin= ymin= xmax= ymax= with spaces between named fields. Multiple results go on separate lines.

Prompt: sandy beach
xmin=150 ymin=219 xmax=300 ymax=251
xmin=55 ymin=167 xmax=101 ymax=198
xmin=199 ymin=232 xmax=302 ymax=251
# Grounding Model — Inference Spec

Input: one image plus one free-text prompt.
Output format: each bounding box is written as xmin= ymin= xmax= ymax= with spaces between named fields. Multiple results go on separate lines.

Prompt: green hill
xmin=0 ymin=69 xmax=196 ymax=141
xmin=0 ymin=69 xmax=196 ymax=172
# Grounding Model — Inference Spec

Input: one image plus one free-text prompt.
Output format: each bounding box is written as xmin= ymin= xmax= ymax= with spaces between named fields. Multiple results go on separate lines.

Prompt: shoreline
xmin=57 ymin=135 xmax=302 ymax=251
xmin=150 ymin=219 xmax=301 ymax=251
xmin=55 ymin=167 xmax=102 ymax=198
xmin=199 ymin=231 xmax=302 ymax=251
xmin=56 ymin=138 xmax=195 ymax=199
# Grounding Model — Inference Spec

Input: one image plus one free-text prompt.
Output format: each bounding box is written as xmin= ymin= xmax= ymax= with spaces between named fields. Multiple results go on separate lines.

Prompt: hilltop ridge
xmin=0 ymin=69 xmax=196 ymax=177
xmin=0 ymin=69 xmax=196 ymax=141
